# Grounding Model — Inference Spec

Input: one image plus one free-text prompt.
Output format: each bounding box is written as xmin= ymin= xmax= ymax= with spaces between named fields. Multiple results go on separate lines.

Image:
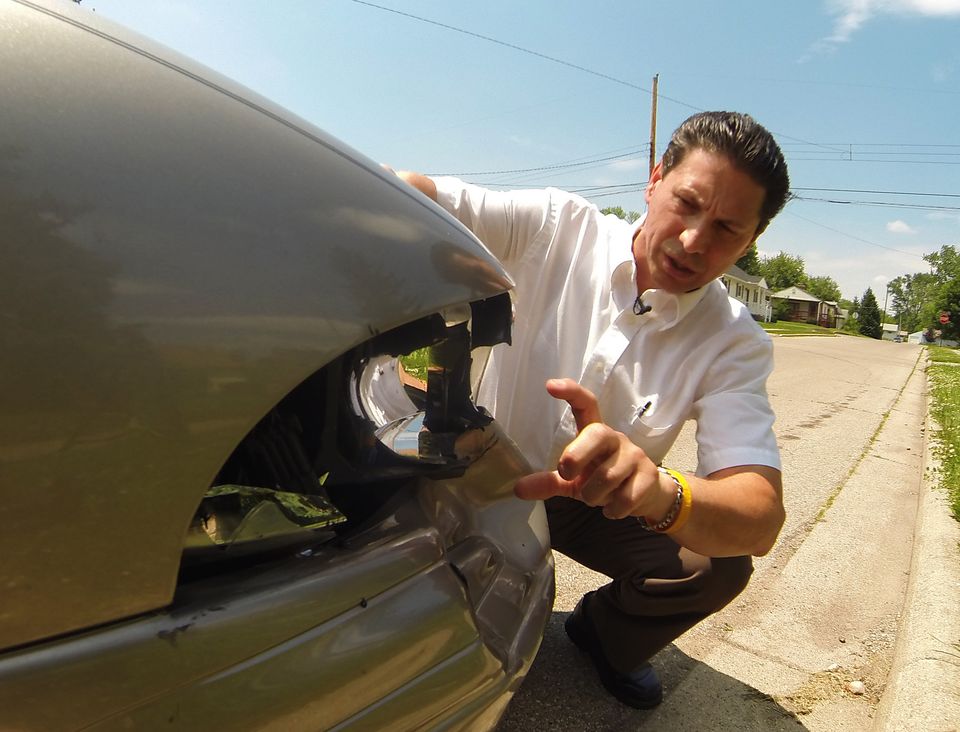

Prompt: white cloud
xmin=609 ymin=158 xmax=648 ymax=173
xmin=802 ymin=246 xmax=928 ymax=300
xmin=886 ymin=219 xmax=916 ymax=234
xmin=826 ymin=0 xmax=873 ymax=43
xmin=820 ymin=0 xmax=960 ymax=48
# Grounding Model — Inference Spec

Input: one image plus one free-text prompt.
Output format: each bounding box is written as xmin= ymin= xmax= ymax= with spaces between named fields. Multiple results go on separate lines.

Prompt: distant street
xmin=497 ymin=335 xmax=926 ymax=732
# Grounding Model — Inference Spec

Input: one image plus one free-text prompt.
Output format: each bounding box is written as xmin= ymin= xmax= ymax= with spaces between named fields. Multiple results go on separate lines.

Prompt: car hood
xmin=0 ymin=0 xmax=513 ymax=650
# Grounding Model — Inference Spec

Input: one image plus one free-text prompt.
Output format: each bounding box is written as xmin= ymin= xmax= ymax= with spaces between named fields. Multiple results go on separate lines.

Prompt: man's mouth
xmin=663 ymin=252 xmax=697 ymax=278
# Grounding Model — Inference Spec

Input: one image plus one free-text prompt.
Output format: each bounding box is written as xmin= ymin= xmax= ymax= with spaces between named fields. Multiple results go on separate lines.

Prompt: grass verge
xmin=760 ymin=320 xmax=848 ymax=337
xmin=927 ymin=346 xmax=960 ymax=520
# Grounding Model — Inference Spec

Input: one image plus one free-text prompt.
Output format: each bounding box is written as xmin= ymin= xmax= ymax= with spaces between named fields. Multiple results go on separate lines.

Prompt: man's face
xmin=633 ymin=148 xmax=765 ymax=294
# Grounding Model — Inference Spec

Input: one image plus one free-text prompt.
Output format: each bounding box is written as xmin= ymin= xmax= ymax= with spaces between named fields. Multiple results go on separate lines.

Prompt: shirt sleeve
xmin=691 ymin=325 xmax=781 ymax=476
xmin=433 ymin=177 xmax=554 ymax=264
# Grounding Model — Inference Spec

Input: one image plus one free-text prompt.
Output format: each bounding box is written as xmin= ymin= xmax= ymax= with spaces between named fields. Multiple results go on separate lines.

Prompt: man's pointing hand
xmin=513 ymin=379 xmax=673 ymax=521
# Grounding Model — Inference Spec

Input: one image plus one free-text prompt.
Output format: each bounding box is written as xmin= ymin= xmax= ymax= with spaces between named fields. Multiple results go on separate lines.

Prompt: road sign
xmin=940 ymin=312 xmax=950 ymax=324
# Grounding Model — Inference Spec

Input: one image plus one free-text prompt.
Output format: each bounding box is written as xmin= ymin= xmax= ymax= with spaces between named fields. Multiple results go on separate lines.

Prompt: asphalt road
xmin=496 ymin=334 xmax=928 ymax=732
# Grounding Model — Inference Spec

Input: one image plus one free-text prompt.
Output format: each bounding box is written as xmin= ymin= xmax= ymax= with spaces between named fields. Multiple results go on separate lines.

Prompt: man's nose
xmin=679 ymin=219 xmax=710 ymax=253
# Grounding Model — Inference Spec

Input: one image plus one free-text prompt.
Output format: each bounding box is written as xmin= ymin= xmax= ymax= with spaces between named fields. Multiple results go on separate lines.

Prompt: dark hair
xmin=661 ymin=111 xmax=790 ymax=237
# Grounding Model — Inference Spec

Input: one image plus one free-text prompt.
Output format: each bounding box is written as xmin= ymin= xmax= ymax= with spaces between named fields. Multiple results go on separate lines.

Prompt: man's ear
xmin=644 ymin=161 xmax=665 ymax=205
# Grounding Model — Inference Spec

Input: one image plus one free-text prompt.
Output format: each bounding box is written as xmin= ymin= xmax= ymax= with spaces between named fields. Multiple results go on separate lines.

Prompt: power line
xmin=784 ymin=210 xmax=927 ymax=259
xmin=428 ymin=136 xmax=960 ymax=186
xmin=785 ymin=157 xmax=960 ymax=165
xmin=489 ymin=157 xmax=649 ymax=187
xmin=792 ymin=195 xmax=960 ymax=212
xmin=793 ymin=187 xmax=960 ymax=198
xmin=349 ymin=1 xmax=848 ymax=156
xmin=427 ymin=148 xmax=647 ymax=177
xmin=344 ymin=5 xmax=951 ymax=265
xmin=350 ymin=0 xmax=699 ymax=111
xmin=568 ymin=182 xmax=648 ymax=192
xmin=583 ymin=188 xmax=646 ymax=199
xmin=351 ymin=0 xmax=960 ymax=165
xmin=651 ymin=70 xmax=960 ymax=97
xmin=446 ymin=177 xmax=958 ymax=209
xmin=796 ymin=143 xmax=960 ymax=148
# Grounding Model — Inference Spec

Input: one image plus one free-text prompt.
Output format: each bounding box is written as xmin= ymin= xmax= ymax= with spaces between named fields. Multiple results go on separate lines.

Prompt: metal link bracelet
xmin=637 ymin=467 xmax=692 ymax=534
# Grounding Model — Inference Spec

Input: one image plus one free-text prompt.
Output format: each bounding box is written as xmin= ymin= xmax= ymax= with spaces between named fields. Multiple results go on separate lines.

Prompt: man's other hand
xmin=514 ymin=378 xmax=676 ymax=521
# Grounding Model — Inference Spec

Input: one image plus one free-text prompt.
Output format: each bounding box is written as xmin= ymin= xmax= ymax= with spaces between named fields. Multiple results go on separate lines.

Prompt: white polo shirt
xmin=434 ymin=177 xmax=780 ymax=477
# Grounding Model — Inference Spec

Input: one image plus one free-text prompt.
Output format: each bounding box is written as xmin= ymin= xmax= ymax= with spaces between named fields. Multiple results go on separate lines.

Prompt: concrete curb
xmin=874 ymin=356 xmax=960 ymax=731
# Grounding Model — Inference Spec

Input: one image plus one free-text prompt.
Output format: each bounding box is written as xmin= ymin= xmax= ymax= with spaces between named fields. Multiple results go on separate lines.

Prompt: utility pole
xmin=882 ymin=283 xmax=893 ymax=339
xmin=649 ymin=74 xmax=659 ymax=178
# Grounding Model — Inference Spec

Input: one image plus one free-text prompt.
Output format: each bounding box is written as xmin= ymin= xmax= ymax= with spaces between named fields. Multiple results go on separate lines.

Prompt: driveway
xmin=496 ymin=335 xmax=928 ymax=731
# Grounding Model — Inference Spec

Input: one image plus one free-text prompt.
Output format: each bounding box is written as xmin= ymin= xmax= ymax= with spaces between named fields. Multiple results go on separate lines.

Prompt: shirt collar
xmin=610 ymin=216 xmax=710 ymax=330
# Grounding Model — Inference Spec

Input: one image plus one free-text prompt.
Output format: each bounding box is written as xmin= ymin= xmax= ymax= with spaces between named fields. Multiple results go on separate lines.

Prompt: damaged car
xmin=0 ymin=1 xmax=554 ymax=729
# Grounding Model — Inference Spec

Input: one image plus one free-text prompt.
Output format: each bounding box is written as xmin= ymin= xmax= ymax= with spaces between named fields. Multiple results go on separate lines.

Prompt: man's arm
xmin=394 ymin=170 xmax=437 ymax=202
xmin=388 ymin=169 xmax=556 ymax=264
xmin=514 ymin=379 xmax=784 ymax=558
xmin=661 ymin=464 xmax=783 ymax=557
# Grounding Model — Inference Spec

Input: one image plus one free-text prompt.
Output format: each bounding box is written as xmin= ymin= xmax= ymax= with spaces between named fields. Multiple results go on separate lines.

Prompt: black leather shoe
xmin=564 ymin=591 xmax=663 ymax=709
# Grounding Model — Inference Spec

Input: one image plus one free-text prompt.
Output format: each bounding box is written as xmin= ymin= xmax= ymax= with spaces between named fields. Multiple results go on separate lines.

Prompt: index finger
xmin=545 ymin=378 xmax=602 ymax=432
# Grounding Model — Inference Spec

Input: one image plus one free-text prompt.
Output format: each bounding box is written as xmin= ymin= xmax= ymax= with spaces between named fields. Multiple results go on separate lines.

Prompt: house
xmin=771 ymin=286 xmax=840 ymax=328
xmin=881 ymin=324 xmax=909 ymax=342
xmin=908 ymin=329 xmax=958 ymax=347
xmin=720 ymin=265 xmax=772 ymax=321
xmin=820 ymin=300 xmax=841 ymax=329
xmin=836 ymin=308 xmax=849 ymax=330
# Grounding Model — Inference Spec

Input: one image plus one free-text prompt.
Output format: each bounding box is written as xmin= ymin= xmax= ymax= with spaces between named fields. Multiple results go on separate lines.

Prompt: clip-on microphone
xmin=633 ymin=296 xmax=652 ymax=315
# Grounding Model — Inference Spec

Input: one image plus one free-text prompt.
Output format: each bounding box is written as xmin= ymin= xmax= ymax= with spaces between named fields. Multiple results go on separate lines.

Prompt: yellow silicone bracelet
xmin=660 ymin=468 xmax=692 ymax=535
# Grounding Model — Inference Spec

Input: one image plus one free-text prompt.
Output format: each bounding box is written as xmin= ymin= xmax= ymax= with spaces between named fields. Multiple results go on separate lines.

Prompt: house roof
xmin=725 ymin=264 xmax=766 ymax=285
xmin=772 ymin=285 xmax=821 ymax=302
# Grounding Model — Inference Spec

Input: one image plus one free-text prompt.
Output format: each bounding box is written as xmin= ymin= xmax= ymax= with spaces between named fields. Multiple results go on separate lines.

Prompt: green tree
xmin=858 ymin=287 xmax=883 ymax=339
xmin=772 ymin=299 xmax=791 ymax=322
xmin=758 ymin=251 xmax=806 ymax=292
xmin=735 ymin=244 xmax=762 ymax=275
xmin=600 ymin=206 xmax=641 ymax=223
xmin=931 ymin=278 xmax=960 ymax=341
xmin=888 ymin=272 xmax=938 ymax=334
xmin=841 ymin=297 xmax=860 ymax=333
xmin=920 ymin=244 xmax=960 ymax=333
xmin=805 ymin=275 xmax=842 ymax=303
xmin=924 ymin=244 xmax=960 ymax=282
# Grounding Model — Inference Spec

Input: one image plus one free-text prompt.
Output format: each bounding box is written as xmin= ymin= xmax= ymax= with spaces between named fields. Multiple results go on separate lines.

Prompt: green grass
xmin=928 ymin=345 xmax=960 ymax=364
xmin=759 ymin=320 xmax=845 ymax=337
xmin=399 ymin=347 xmax=430 ymax=382
xmin=927 ymin=347 xmax=960 ymax=520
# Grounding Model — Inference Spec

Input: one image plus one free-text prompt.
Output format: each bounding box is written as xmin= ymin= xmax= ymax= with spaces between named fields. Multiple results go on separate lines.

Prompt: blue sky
xmin=83 ymin=0 xmax=960 ymax=302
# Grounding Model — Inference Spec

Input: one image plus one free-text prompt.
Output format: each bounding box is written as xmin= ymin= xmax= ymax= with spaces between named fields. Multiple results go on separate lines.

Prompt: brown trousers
xmin=546 ymin=496 xmax=754 ymax=673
